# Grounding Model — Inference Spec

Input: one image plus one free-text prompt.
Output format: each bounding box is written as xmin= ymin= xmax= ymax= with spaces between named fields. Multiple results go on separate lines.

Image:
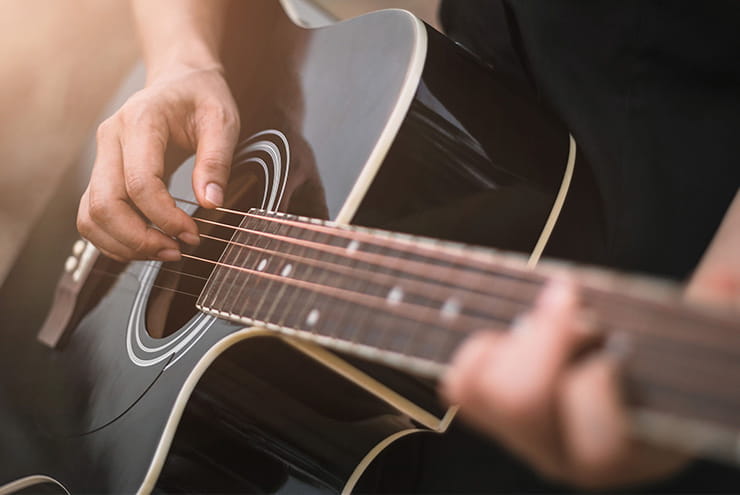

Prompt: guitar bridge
xmin=37 ymin=239 xmax=99 ymax=348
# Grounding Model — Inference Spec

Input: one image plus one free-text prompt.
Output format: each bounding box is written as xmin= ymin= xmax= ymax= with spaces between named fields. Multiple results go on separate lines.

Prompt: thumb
xmin=192 ymin=113 xmax=240 ymax=208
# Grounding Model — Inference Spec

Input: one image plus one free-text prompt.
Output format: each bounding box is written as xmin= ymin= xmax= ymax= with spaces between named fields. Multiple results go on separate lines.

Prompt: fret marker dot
xmin=257 ymin=259 xmax=268 ymax=271
xmin=441 ymin=298 xmax=461 ymax=320
xmin=387 ymin=286 xmax=404 ymax=306
xmin=281 ymin=264 xmax=293 ymax=277
xmin=346 ymin=240 xmax=360 ymax=254
xmin=306 ymin=309 xmax=320 ymax=327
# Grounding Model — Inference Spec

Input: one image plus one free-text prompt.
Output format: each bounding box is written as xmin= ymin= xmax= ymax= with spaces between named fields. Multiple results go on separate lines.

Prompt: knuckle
xmin=124 ymin=173 xmax=148 ymax=199
xmin=96 ymin=119 xmax=115 ymax=142
xmin=87 ymin=190 xmax=110 ymax=223
xmin=131 ymin=235 xmax=150 ymax=256
xmin=198 ymin=152 xmax=230 ymax=173
xmin=222 ymin=109 xmax=240 ymax=132
xmin=202 ymin=102 xmax=240 ymax=132
xmin=121 ymin=101 xmax=155 ymax=128
xmin=76 ymin=213 xmax=91 ymax=237
xmin=156 ymin=214 xmax=177 ymax=234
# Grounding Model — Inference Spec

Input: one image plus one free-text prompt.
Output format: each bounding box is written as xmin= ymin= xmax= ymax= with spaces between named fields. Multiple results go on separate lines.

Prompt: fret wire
xmin=261 ymin=221 xmax=302 ymax=323
xmin=331 ymin=234 xmax=375 ymax=344
xmin=204 ymin=209 xmax=241 ymax=310
xmin=406 ymin=248 xmax=465 ymax=362
xmin=373 ymin=243 xmax=419 ymax=353
xmin=239 ymin=215 xmax=281 ymax=319
xmin=289 ymin=226 xmax=326 ymax=333
xmin=310 ymin=233 xmax=348 ymax=338
xmin=293 ymin=223 xmax=335 ymax=331
xmin=199 ymin=212 xmax=242 ymax=310
xmin=355 ymin=240 xmax=398 ymax=349
xmin=228 ymin=214 xmax=272 ymax=314
xmin=216 ymin=214 xmax=260 ymax=312
xmin=315 ymin=232 xmax=360 ymax=339
xmin=332 ymin=235 xmax=369 ymax=342
xmin=273 ymin=222 xmax=315 ymax=328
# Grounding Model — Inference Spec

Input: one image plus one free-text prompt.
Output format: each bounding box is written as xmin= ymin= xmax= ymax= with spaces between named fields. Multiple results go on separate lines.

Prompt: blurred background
xmin=0 ymin=0 xmax=439 ymax=282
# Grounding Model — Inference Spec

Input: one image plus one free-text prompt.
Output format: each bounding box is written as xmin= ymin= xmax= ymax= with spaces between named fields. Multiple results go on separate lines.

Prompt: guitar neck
xmin=195 ymin=208 xmax=740 ymax=461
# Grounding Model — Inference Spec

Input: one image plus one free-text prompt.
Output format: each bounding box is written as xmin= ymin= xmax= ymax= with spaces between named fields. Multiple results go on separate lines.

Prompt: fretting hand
xmin=442 ymin=191 xmax=740 ymax=488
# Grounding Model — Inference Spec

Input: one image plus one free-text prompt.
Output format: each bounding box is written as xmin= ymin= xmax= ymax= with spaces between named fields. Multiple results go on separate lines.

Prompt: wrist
xmin=145 ymin=45 xmax=225 ymax=84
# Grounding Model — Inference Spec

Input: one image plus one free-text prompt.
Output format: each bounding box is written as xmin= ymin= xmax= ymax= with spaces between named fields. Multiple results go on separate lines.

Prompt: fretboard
xmin=195 ymin=209 xmax=740 ymax=460
xmin=196 ymin=209 xmax=541 ymax=375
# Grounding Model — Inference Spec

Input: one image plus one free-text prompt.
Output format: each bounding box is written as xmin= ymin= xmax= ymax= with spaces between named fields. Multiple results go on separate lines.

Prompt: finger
xmin=559 ymin=353 xmax=628 ymax=482
xmin=441 ymin=331 xmax=506 ymax=405
xmin=450 ymin=280 xmax=590 ymax=471
xmin=510 ymin=278 xmax=591 ymax=390
xmin=82 ymin=184 xmax=181 ymax=262
xmin=559 ymin=355 xmax=687 ymax=489
xmin=191 ymin=105 xmax=240 ymax=208
xmin=469 ymin=280 xmax=584 ymax=430
xmin=120 ymin=114 xmax=198 ymax=243
xmin=84 ymin=126 xmax=181 ymax=259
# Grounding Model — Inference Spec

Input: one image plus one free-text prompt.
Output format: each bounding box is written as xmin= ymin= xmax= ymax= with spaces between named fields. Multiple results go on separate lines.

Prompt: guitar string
xmin=124 ymin=228 xmax=740 ymax=358
xmin=195 ymin=231 xmax=529 ymax=316
xmin=181 ymin=213 xmax=725 ymax=342
xmin=127 ymin=199 xmax=739 ymax=339
xmin=91 ymin=243 xmax=528 ymax=327
xmin=90 ymin=263 xmax=740 ymax=406
xmin=179 ymin=251 xmax=501 ymax=331
xmin=84 ymin=235 xmax=740 ymax=381
xmin=166 ymin=216 xmax=538 ymax=327
xmin=179 ymin=204 xmax=740 ymax=337
xmin=188 ymin=215 xmax=542 ymax=307
xmin=175 ymin=197 xmax=543 ymax=287
xmin=84 ymin=199 xmax=738 ymax=356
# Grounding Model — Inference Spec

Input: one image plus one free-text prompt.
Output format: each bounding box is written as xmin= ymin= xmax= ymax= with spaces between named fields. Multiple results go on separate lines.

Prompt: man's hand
xmin=77 ymin=66 xmax=239 ymax=262
xmin=442 ymin=191 xmax=740 ymax=488
xmin=441 ymin=280 xmax=686 ymax=489
xmin=77 ymin=0 xmax=242 ymax=262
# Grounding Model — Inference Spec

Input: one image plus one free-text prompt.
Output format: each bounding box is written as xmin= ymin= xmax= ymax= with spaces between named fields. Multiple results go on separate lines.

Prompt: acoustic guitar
xmin=1 ymin=2 xmax=737 ymax=494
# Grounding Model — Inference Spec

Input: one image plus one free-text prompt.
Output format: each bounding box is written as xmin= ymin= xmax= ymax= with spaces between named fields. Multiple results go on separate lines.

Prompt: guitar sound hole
xmin=145 ymin=168 xmax=266 ymax=339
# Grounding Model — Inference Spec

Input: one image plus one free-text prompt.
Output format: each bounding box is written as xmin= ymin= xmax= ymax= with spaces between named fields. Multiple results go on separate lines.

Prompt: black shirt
xmin=420 ymin=1 xmax=740 ymax=492
xmin=440 ymin=0 xmax=740 ymax=280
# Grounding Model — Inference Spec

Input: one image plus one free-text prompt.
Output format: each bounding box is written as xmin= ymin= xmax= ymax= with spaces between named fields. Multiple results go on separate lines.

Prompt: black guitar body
xmin=0 ymin=3 xmax=604 ymax=493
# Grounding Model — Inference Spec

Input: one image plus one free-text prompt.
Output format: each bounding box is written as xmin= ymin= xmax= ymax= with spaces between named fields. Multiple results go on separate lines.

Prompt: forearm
xmin=131 ymin=0 xmax=233 ymax=80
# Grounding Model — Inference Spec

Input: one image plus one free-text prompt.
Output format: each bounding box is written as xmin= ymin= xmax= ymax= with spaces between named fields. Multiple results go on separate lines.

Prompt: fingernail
xmin=157 ymin=249 xmax=181 ymax=262
xmin=205 ymin=183 xmax=223 ymax=207
xmin=178 ymin=232 xmax=200 ymax=246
